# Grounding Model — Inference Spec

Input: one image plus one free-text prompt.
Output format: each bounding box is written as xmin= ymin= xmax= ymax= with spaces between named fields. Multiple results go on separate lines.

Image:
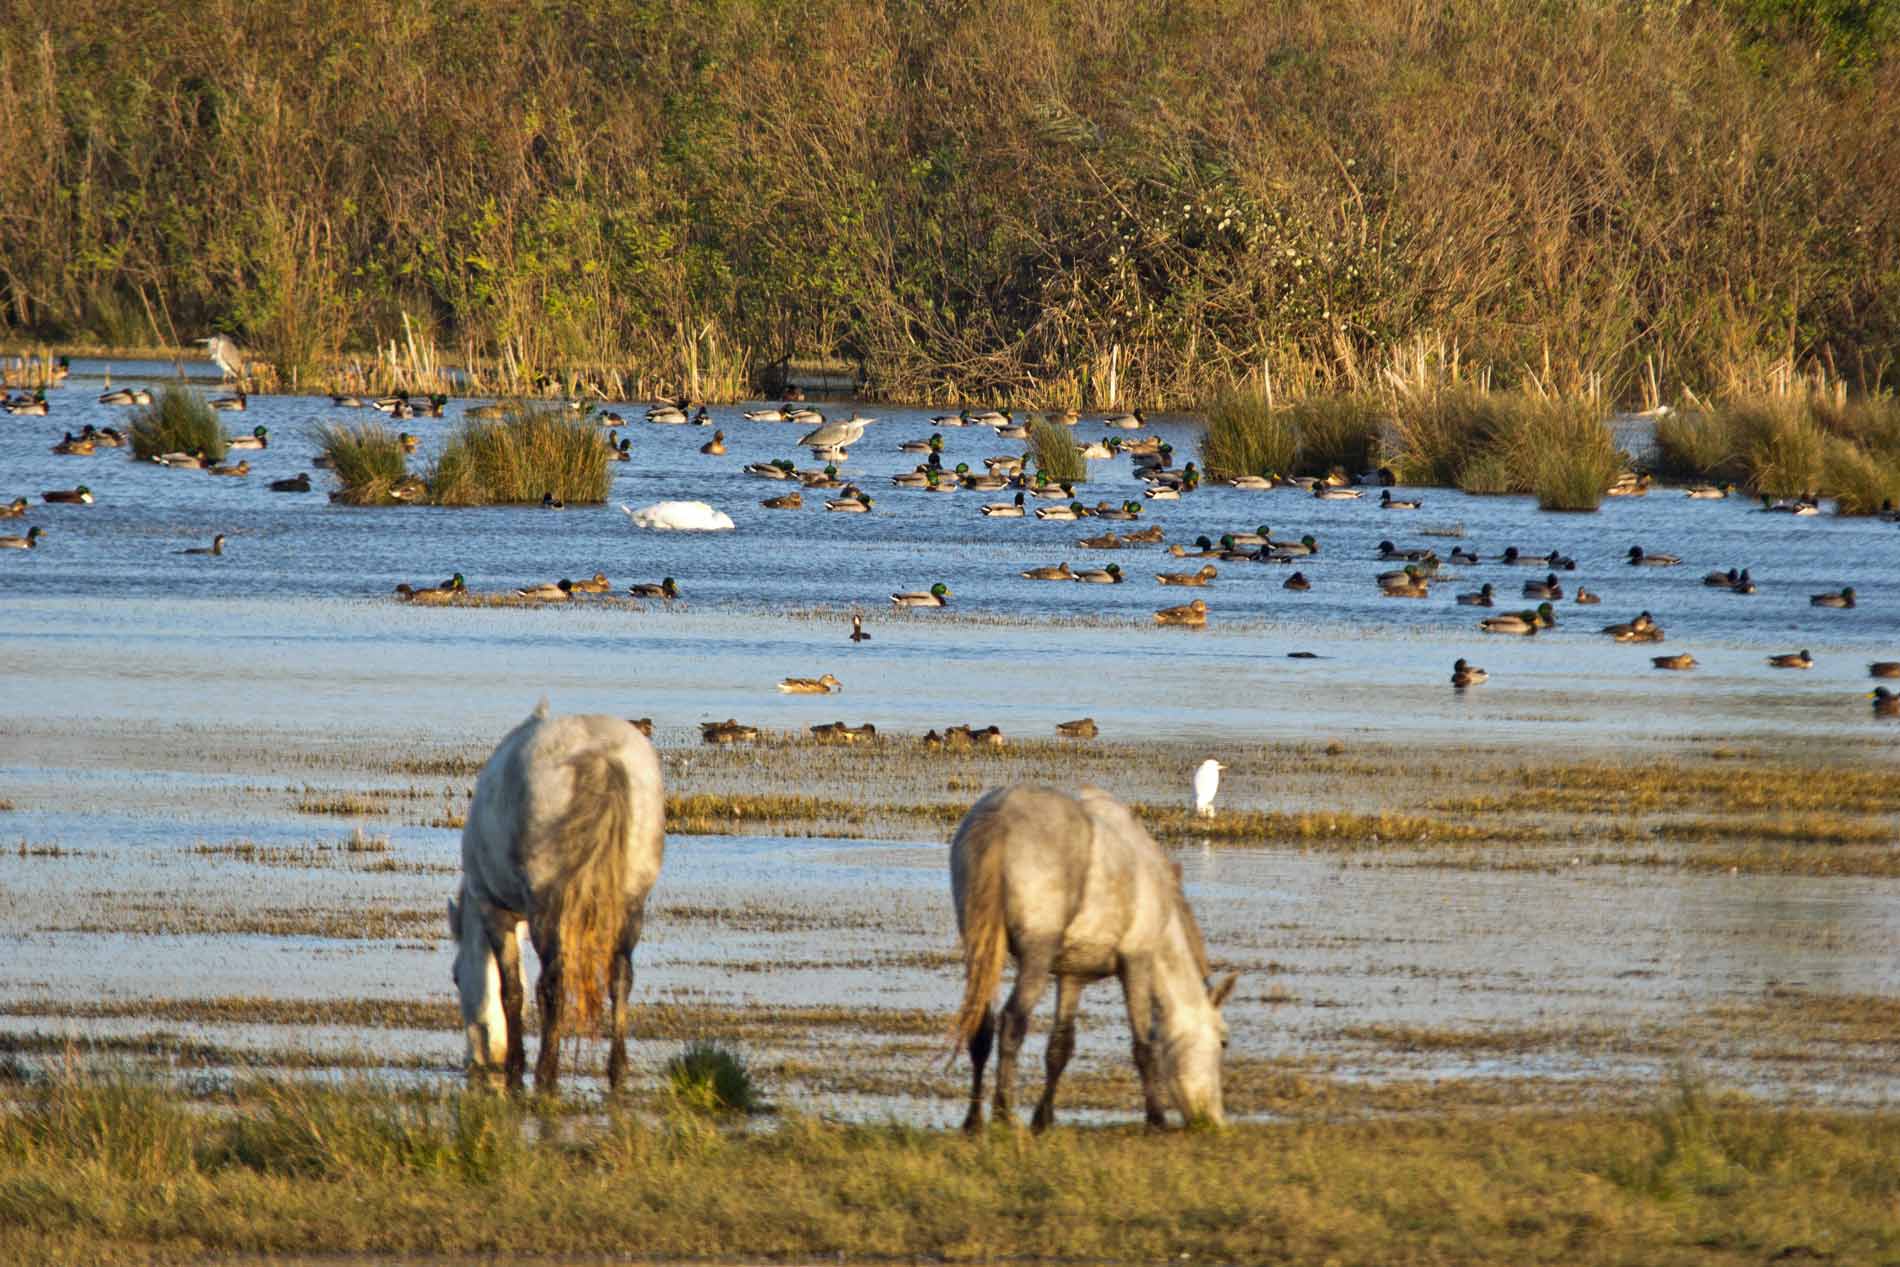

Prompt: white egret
xmin=1193 ymin=758 xmax=1225 ymax=818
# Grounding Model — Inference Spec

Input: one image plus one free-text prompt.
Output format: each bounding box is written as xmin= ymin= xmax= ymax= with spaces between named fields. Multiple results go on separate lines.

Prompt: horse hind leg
xmin=1119 ymin=956 xmax=1167 ymax=1127
xmin=961 ymin=1006 xmax=995 ymax=1134
xmin=1030 ymin=975 xmax=1084 ymax=1133
xmin=992 ymin=942 xmax=1056 ymax=1127
xmin=605 ymin=905 xmax=645 ymax=1093
xmin=492 ymin=917 xmax=528 ymax=1093
xmin=533 ymin=930 xmax=566 ymax=1094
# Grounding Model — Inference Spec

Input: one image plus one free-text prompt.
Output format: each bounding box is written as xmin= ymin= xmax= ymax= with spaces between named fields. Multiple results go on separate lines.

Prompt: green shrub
xmin=429 ymin=405 xmax=611 ymax=506
xmin=1201 ymin=389 xmax=1297 ymax=479
xmin=1029 ymin=419 xmax=1087 ymax=484
xmin=663 ymin=1041 xmax=758 ymax=1116
xmin=315 ymin=422 xmax=411 ymax=505
xmin=1734 ymin=399 xmax=1828 ymax=496
xmin=128 ymin=386 xmax=228 ymax=462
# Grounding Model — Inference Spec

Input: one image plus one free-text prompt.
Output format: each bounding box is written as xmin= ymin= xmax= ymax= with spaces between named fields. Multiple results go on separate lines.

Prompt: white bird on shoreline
xmin=1193 ymin=758 xmax=1225 ymax=818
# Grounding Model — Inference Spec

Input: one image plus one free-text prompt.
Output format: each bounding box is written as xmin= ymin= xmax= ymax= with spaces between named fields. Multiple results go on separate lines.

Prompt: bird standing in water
xmin=1193 ymin=758 xmax=1225 ymax=818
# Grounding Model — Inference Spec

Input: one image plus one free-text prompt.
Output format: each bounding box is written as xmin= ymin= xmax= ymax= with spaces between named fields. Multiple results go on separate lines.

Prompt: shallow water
xmin=3 ymin=367 xmax=1898 ymax=1121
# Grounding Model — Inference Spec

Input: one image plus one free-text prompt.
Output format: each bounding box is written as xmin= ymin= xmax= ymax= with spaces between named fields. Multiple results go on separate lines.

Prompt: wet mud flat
xmin=3 ymin=716 xmax=1897 ymax=1123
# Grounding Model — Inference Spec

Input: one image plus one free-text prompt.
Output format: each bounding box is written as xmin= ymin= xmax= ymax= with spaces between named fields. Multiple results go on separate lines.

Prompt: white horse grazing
xmin=950 ymin=784 xmax=1238 ymax=1131
xmin=450 ymin=704 xmax=664 ymax=1093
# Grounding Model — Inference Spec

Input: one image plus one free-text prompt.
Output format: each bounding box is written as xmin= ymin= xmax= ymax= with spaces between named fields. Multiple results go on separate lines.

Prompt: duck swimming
xmin=762 ymin=490 xmax=804 ymax=509
xmin=1457 ymin=583 xmax=1495 ymax=607
xmin=1451 ymin=658 xmax=1487 ymax=687
xmin=1523 ymin=572 xmax=1564 ymax=600
xmin=627 ymin=578 xmax=679 ymax=600
xmin=1055 ymin=718 xmax=1099 ymax=738
xmin=227 ymin=425 xmax=269 ymax=450
xmin=1873 ymin=688 xmax=1900 ymax=717
xmin=1652 ymin=653 xmax=1697 ymax=671
xmin=1480 ymin=612 xmax=1539 ymax=635
xmin=42 ymin=486 xmax=93 ymax=504
xmin=1073 ymin=563 xmax=1123 ymax=583
xmin=1380 ymin=490 xmax=1421 ymax=510
xmin=1811 ymin=587 xmax=1856 ymax=608
xmin=1155 ymin=564 xmax=1218 ymax=587
xmin=1022 ymin=561 xmax=1076 ymax=581
xmin=891 ymin=582 xmax=951 ymax=607
xmin=1154 ymin=598 xmax=1209 ymax=627
xmin=0 ymin=525 xmax=44 ymax=549
xmin=569 ymin=572 xmax=612 ymax=594
xmin=1282 ymin=571 xmax=1311 ymax=591
xmin=850 ymin=615 xmax=871 ymax=642
xmin=1076 ymin=530 xmax=1123 ymax=549
xmin=981 ymin=492 xmax=1026 ymax=518
xmin=1767 ymin=650 xmax=1813 ymax=669
xmin=1627 ymin=545 xmax=1681 ymax=566
xmin=0 ymin=497 xmax=28 ymax=517
xmin=179 ymin=534 xmax=226 ymax=556
xmin=778 ymin=674 xmax=843 ymax=694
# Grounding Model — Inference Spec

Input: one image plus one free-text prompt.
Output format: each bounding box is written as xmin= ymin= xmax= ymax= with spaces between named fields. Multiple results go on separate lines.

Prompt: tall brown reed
xmin=429 ymin=406 xmax=612 ymax=506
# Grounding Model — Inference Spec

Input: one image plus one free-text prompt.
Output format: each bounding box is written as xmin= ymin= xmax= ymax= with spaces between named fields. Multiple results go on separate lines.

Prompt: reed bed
xmin=428 ymin=406 xmax=612 ymax=506
xmin=1029 ymin=419 xmax=1088 ymax=484
xmin=1654 ymin=393 xmax=1900 ymax=511
xmin=312 ymin=421 xmax=410 ymax=505
xmin=127 ymin=386 xmax=227 ymax=463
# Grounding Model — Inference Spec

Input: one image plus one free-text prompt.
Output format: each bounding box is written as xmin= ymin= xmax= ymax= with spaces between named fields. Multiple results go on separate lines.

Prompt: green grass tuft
xmin=128 ymin=386 xmax=228 ymax=462
xmin=313 ymin=422 xmax=411 ymax=504
xmin=1028 ymin=419 xmax=1087 ymax=485
xmin=663 ymin=1040 xmax=759 ymax=1115
xmin=429 ymin=404 xmax=611 ymax=506
xmin=1201 ymin=389 xmax=1298 ymax=479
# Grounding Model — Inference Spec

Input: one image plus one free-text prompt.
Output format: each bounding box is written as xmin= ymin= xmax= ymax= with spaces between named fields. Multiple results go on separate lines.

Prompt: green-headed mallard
xmin=778 ymin=673 xmax=842 ymax=694
xmin=1074 ymin=563 xmax=1123 ymax=583
xmin=1451 ymin=658 xmax=1487 ymax=687
xmin=1652 ymin=652 xmax=1697 ymax=671
xmin=1767 ymin=649 xmax=1813 ymax=669
xmin=743 ymin=405 xmax=788 ymax=422
xmin=42 ymin=485 xmax=93 ymax=504
xmin=1380 ymin=490 xmax=1421 ymax=510
xmin=628 ymin=578 xmax=679 ymax=600
xmin=1702 ymin=567 xmax=1743 ymax=588
xmin=1156 ymin=563 xmax=1217 ymax=586
xmin=1022 ymin=561 xmax=1075 ymax=581
xmin=762 ymin=490 xmax=803 ymax=509
xmin=1055 ymin=717 xmax=1098 ymax=738
xmin=0 ymin=525 xmax=44 ymax=549
xmin=1457 ymin=583 xmax=1495 ymax=607
xmin=1627 ymin=545 xmax=1680 ymax=566
xmin=209 ymin=390 xmax=247 ymax=412
xmin=1266 ymin=534 xmax=1319 ymax=559
xmin=395 ymin=573 xmax=465 ymax=604
xmin=227 ymin=425 xmax=269 ymax=450
xmin=1035 ymin=501 xmax=1085 ymax=521
xmin=745 ymin=458 xmax=796 ymax=479
xmin=1523 ymin=572 xmax=1564 ymax=600
xmin=179 ymin=534 xmax=225 ymax=556
xmin=827 ymin=492 xmax=874 ymax=512
xmin=1154 ymin=598 xmax=1208 ymax=627
xmin=516 ymin=579 xmax=573 ymax=601
xmin=6 ymin=390 xmax=50 ymax=415
xmin=892 ymin=582 xmax=950 ymax=607
xmin=1811 ymin=587 xmax=1856 ymax=609
xmin=1480 ymin=611 xmax=1538 ymax=635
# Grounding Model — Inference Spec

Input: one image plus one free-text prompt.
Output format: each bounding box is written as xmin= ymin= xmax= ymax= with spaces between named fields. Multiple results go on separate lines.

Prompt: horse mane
xmin=949 ymin=793 xmax=1013 ymax=1049
xmin=1172 ymin=883 xmax=1212 ymax=980
xmin=531 ymin=748 xmax=632 ymax=1029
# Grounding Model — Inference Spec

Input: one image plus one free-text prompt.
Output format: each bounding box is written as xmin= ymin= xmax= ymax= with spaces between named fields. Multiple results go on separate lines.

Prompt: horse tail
xmin=534 ymin=749 xmax=632 ymax=1030
xmin=950 ymin=802 xmax=1011 ymax=1050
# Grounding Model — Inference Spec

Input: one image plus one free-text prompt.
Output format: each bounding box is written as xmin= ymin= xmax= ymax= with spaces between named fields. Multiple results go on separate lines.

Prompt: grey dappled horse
xmin=450 ymin=705 xmax=664 ymax=1093
xmin=950 ymin=784 xmax=1238 ymax=1130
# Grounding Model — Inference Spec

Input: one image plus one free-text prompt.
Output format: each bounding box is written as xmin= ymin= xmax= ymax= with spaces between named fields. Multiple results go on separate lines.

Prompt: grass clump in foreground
xmin=1 ymin=1072 xmax=1896 ymax=1263
xmin=312 ymin=421 xmax=410 ymax=504
xmin=428 ymin=404 xmax=610 ymax=506
xmin=662 ymin=1040 xmax=759 ymax=1115
xmin=1200 ymin=390 xmax=1386 ymax=480
xmin=127 ymin=386 xmax=228 ymax=462
xmin=1029 ymin=418 xmax=1087 ymax=484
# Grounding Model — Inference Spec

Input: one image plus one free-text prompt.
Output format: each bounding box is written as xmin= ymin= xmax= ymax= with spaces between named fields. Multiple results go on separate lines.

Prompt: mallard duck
xmin=1451 ymin=658 xmax=1487 ymax=687
xmin=1685 ymin=482 xmax=1731 ymax=499
xmin=179 ymin=534 xmax=226 ymax=556
xmin=826 ymin=493 xmax=874 ymax=512
xmin=779 ymin=673 xmax=843 ymax=694
xmin=1728 ymin=570 xmax=1756 ymax=595
xmin=331 ymin=393 xmax=366 ymax=408
xmin=6 ymin=390 xmax=49 ymax=415
xmin=1702 ymin=568 xmax=1743 ymax=588
xmin=1480 ymin=611 xmax=1539 ymax=635
xmin=647 ymin=404 xmax=689 ymax=425
xmin=98 ymin=387 xmax=142 ymax=406
xmin=1605 ymin=471 xmax=1650 ymax=497
xmin=569 ymin=572 xmax=612 ymax=594
xmin=1124 ymin=524 xmax=1165 ymax=544
xmin=1574 ymin=587 xmax=1601 ymax=604
xmin=1074 ymin=563 xmax=1123 ymax=583
xmin=1313 ymin=484 xmax=1361 ymax=500
xmin=397 ymin=431 xmax=419 ymax=454
xmin=42 ymin=485 xmax=93 ymax=504
xmin=743 ymin=406 xmax=788 ymax=422
xmin=746 ymin=458 xmax=797 ymax=480
xmin=892 ymin=583 xmax=951 ymax=607
xmin=51 ymin=433 xmax=94 ymax=455
xmin=809 ymin=721 xmax=849 ymax=743
xmin=207 ymin=459 xmax=250 ymax=477
xmin=1154 ymin=598 xmax=1208 ymax=627
xmin=1457 ymin=583 xmax=1495 ymax=607
xmin=1228 ymin=525 xmax=1274 ymax=548
xmin=898 ymin=433 xmax=944 ymax=454
xmin=1602 ymin=614 xmax=1664 ymax=642
xmin=1227 ymin=474 xmax=1274 ymax=490
xmin=700 ymin=430 xmax=727 ymax=455
xmin=1101 ymin=409 xmax=1146 ymax=429
xmin=227 ymin=425 xmax=269 ymax=450
xmin=1870 ymin=662 xmax=1900 ymax=679
xmin=209 ymin=390 xmax=248 ymax=412
xmin=1811 ymin=587 xmax=1856 ymax=609
xmin=628 ymin=578 xmax=679 ymax=600
xmin=1035 ymin=501 xmax=1086 ymax=521
xmin=540 ymin=491 xmax=565 ymax=510
xmin=1265 ymin=570 xmax=1302 ymax=592
xmin=762 ymin=490 xmax=804 ymax=509
xmin=418 ymin=394 xmax=448 ymax=418
xmin=1768 ymin=650 xmax=1813 ymax=669
xmin=0 ymin=525 xmax=44 ymax=549
xmin=1874 ymin=688 xmax=1900 ymax=717
xmin=1022 ymin=561 xmax=1076 ymax=581
xmin=944 ymin=723 xmax=1005 ymax=747
xmin=1627 ymin=545 xmax=1680 ymax=566
xmin=1143 ymin=485 xmax=1180 ymax=501
xmin=389 ymin=474 xmax=428 ymax=502
xmin=1380 ymin=568 xmax=1430 ymax=599
xmin=1093 ymin=500 xmax=1144 ymax=521
xmin=1530 ymin=602 xmax=1557 ymax=628
xmin=701 ymin=719 xmax=760 ymax=745
xmin=1499 ymin=546 xmax=1550 ymax=566
xmin=604 ymin=434 xmax=631 ymax=460
xmin=1169 ymin=536 xmax=1218 ymax=559
xmin=0 ymin=497 xmax=27 ymax=517
xmin=395 ymin=573 xmax=465 ymax=604
xmin=964 ymin=408 xmax=1008 ymax=427
xmin=1652 ymin=653 xmax=1697 ymax=671
xmin=516 ymin=579 xmax=574 ymax=601
xmin=891 ymin=469 xmax=932 ymax=489
xmin=1077 ymin=530 xmax=1123 ymax=549
xmin=1156 ymin=563 xmax=1218 ymax=586
xmin=1450 ymin=546 xmax=1480 ymax=564
xmin=1266 ymin=534 xmax=1319 ymax=559
xmin=1380 ymin=490 xmax=1421 ymax=510
xmin=1216 ymin=536 xmax=1257 ymax=562
xmin=1523 ymin=572 xmax=1564 ymax=600
xmin=800 ymin=465 xmax=846 ymax=489
xmin=1055 ymin=717 xmax=1098 ymax=738
xmin=1377 ymin=540 xmax=1430 ymax=561
xmin=962 ymin=471 xmax=1009 ymax=492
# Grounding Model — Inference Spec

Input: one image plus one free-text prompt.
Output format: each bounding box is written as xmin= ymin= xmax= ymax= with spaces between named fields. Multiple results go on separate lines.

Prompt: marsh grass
xmin=663 ymin=1041 xmax=760 ymax=1115
xmin=1290 ymin=394 xmax=1386 ymax=474
xmin=3 ymin=1071 xmax=1898 ymax=1265
xmin=313 ymin=421 xmax=410 ymax=504
xmin=1525 ymin=399 xmax=1623 ymax=511
xmin=429 ymin=405 xmax=611 ymax=506
xmin=127 ymin=386 xmax=227 ymax=462
xmin=1201 ymin=388 xmax=1297 ymax=479
xmin=1029 ymin=419 xmax=1087 ymax=484
xmin=1655 ymin=394 xmax=1900 ymax=510
xmin=1654 ymin=409 xmax=1744 ymax=483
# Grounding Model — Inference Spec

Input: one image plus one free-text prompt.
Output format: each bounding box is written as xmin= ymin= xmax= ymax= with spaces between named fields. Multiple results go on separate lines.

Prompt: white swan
xmin=621 ymin=500 xmax=735 ymax=531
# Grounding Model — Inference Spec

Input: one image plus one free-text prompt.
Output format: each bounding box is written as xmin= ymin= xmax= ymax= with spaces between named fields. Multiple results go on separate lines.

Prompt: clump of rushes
xmin=129 ymin=386 xmax=228 ymax=462
xmin=1526 ymin=399 xmax=1623 ymax=511
xmin=1029 ymin=419 xmax=1087 ymax=484
xmin=1289 ymin=395 xmax=1386 ymax=476
xmin=429 ymin=405 xmax=610 ymax=506
xmin=1735 ymin=398 xmax=1828 ymax=497
xmin=662 ymin=1041 xmax=759 ymax=1115
xmin=1654 ymin=409 xmax=1744 ymax=485
xmin=1200 ymin=389 xmax=1296 ymax=479
xmin=314 ymin=422 xmax=410 ymax=504
xmin=1389 ymin=387 xmax=1501 ymax=488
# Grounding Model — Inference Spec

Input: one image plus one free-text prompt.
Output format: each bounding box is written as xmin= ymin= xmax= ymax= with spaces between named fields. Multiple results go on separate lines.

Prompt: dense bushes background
xmin=1 ymin=0 xmax=1895 ymax=402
